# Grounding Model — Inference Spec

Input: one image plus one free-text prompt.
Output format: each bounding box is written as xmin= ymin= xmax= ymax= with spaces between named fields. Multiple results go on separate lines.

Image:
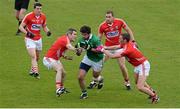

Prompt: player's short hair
xmin=106 ymin=10 xmax=114 ymax=16
xmin=80 ymin=25 xmax=91 ymax=34
xmin=122 ymin=33 xmax=130 ymax=42
xmin=34 ymin=2 xmax=42 ymax=9
xmin=66 ymin=28 xmax=77 ymax=35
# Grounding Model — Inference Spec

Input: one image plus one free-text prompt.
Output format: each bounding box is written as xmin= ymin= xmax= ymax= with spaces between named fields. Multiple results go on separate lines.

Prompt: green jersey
xmin=78 ymin=34 xmax=104 ymax=62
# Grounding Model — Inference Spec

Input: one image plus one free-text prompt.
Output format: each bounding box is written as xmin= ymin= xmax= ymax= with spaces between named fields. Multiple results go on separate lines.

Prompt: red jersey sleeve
xmin=22 ymin=14 xmax=29 ymax=25
xmin=121 ymin=19 xmax=127 ymax=28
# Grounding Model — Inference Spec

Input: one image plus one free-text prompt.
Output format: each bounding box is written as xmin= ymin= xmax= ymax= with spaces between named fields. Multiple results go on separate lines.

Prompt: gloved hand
xmin=26 ymin=31 xmax=35 ymax=38
xmin=75 ymin=48 xmax=83 ymax=56
xmin=47 ymin=31 xmax=52 ymax=37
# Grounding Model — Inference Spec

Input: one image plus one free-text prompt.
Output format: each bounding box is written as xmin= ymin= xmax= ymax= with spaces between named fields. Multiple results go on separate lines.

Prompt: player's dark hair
xmin=106 ymin=10 xmax=114 ymax=16
xmin=80 ymin=25 xmax=91 ymax=34
xmin=34 ymin=2 xmax=42 ymax=9
xmin=66 ymin=28 xmax=77 ymax=35
xmin=122 ymin=33 xmax=130 ymax=42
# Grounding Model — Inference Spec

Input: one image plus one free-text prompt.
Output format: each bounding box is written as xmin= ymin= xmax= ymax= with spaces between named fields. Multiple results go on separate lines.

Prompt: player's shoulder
xmin=114 ymin=18 xmax=125 ymax=23
xmin=24 ymin=12 xmax=34 ymax=18
xmin=40 ymin=12 xmax=46 ymax=18
xmin=99 ymin=21 xmax=106 ymax=27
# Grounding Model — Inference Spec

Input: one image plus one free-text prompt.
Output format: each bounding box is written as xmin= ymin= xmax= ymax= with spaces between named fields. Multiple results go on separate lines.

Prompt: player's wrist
xmin=47 ymin=31 xmax=52 ymax=36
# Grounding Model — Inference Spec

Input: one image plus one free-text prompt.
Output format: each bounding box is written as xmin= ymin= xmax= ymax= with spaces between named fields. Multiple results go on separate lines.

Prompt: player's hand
xmin=47 ymin=31 xmax=52 ymax=37
xmin=26 ymin=31 xmax=35 ymax=38
xmin=75 ymin=48 xmax=83 ymax=56
xmin=96 ymin=45 xmax=104 ymax=52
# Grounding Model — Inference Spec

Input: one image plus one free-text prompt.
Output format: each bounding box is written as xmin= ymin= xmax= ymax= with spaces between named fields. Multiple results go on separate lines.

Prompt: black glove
xmin=76 ymin=48 xmax=82 ymax=56
xmin=35 ymin=0 xmax=39 ymax=2
xmin=47 ymin=31 xmax=51 ymax=37
xmin=26 ymin=31 xmax=35 ymax=38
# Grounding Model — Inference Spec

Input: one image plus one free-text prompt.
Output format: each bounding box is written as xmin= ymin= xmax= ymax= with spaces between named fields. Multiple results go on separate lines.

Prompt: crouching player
xmin=96 ymin=33 xmax=159 ymax=103
xmin=77 ymin=25 xmax=104 ymax=99
xmin=43 ymin=28 xmax=81 ymax=96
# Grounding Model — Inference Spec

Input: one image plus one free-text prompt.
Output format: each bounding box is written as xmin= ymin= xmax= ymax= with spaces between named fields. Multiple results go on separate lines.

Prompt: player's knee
xmin=56 ymin=67 xmax=63 ymax=72
xmin=31 ymin=55 xmax=37 ymax=60
xmin=136 ymin=84 xmax=144 ymax=91
xmin=78 ymin=74 xmax=84 ymax=82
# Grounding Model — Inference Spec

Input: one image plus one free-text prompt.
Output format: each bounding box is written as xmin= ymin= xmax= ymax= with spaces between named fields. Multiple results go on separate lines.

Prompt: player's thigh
xmin=52 ymin=60 xmax=63 ymax=72
xmin=79 ymin=62 xmax=91 ymax=73
xmin=25 ymin=38 xmax=36 ymax=49
xmin=117 ymin=57 xmax=126 ymax=68
xmin=43 ymin=57 xmax=61 ymax=70
xmin=35 ymin=39 xmax=42 ymax=51
xmin=78 ymin=69 xmax=87 ymax=79
xmin=27 ymin=48 xmax=36 ymax=58
xmin=92 ymin=60 xmax=103 ymax=73
xmin=134 ymin=73 xmax=139 ymax=84
xmin=134 ymin=60 xmax=150 ymax=76
xmin=137 ymin=74 xmax=147 ymax=87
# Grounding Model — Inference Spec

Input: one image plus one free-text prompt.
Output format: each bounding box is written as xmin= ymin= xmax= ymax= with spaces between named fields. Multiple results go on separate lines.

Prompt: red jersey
xmin=121 ymin=41 xmax=147 ymax=66
xmin=45 ymin=35 xmax=69 ymax=60
xmin=22 ymin=12 xmax=46 ymax=40
xmin=99 ymin=18 xmax=127 ymax=46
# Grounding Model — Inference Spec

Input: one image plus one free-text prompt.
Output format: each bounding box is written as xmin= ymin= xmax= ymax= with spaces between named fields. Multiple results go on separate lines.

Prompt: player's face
xmin=34 ymin=6 xmax=42 ymax=15
xmin=70 ymin=31 xmax=77 ymax=42
xmin=105 ymin=13 xmax=114 ymax=24
xmin=81 ymin=33 xmax=89 ymax=40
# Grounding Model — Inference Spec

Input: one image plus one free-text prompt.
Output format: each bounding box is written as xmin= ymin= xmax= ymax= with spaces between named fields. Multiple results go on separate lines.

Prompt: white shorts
xmin=43 ymin=57 xmax=60 ymax=70
xmin=82 ymin=55 xmax=103 ymax=72
xmin=134 ymin=60 xmax=150 ymax=76
xmin=25 ymin=38 xmax=42 ymax=51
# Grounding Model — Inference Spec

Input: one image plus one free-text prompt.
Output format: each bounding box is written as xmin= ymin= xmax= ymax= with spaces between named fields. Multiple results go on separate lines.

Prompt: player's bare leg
xmin=27 ymin=48 xmax=39 ymax=78
xmin=117 ymin=57 xmax=131 ymax=90
xmin=88 ymin=70 xmax=103 ymax=89
xmin=36 ymin=50 xmax=41 ymax=62
xmin=15 ymin=8 xmax=26 ymax=35
xmin=78 ymin=69 xmax=88 ymax=99
xmin=52 ymin=62 xmax=67 ymax=96
xmin=93 ymin=71 xmax=103 ymax=89
xmin=134 ymin=73 xmax=159 ymax=103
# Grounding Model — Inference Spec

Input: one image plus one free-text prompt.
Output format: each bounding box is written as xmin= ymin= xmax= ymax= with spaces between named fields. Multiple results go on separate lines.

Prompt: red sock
xmin=31 ymin=66 xmax=38 ymax=73
xmin=56 ymin=82 xmax=63 ymax=89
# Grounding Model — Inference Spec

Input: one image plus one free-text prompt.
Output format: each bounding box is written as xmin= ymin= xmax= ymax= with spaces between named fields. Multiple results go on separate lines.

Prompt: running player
xmin=19 ymin=2 xmax=51 ymax=79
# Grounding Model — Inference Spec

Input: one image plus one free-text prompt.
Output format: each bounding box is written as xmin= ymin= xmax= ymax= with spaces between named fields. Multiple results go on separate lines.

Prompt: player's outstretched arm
xmin=103 ymin=50 xmax=122 ymax=59
xmin=104 ymin=45 xmax=120 ymax=50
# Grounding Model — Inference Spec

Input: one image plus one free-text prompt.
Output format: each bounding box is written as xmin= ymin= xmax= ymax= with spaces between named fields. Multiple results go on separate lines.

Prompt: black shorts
xmin=79 ymin=62 xmax=91 ymax=72
xmin=15 ymin=0 xmax=30 ymax=11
